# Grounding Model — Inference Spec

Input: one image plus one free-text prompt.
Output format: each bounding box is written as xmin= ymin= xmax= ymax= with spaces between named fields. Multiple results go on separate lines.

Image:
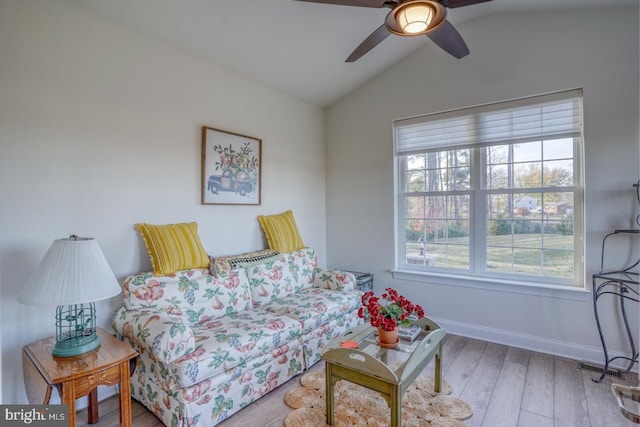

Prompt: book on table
xmin=398 ymin=324 xmax=421 ymax=341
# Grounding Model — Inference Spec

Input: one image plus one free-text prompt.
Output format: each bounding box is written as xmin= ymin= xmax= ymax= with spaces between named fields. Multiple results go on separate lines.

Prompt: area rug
xmin=284 ymin=370 xmax=472 ymax=427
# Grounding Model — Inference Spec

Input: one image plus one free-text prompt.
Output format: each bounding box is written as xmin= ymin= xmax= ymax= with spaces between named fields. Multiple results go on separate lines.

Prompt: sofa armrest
xmin=313 ymin=269 xmax=356 ymax=292
xmin=112 ymin=305 xmax=196 ymax=364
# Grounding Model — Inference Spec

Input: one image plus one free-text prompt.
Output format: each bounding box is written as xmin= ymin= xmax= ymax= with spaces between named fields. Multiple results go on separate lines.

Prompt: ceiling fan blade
xmin=440 ymin=0 xmax=491 ymax=8
xmin=427 ymin=20 xmax=469 ymax=59
xmin=346 ymin=24 xmax=391 ymax=62
xmin=295 ymin=0 xmax=390 ymax=7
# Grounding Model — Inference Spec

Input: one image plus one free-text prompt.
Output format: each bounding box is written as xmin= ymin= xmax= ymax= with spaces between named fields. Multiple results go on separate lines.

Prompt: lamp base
xmin=53 ymin=332 xmax=101 ymax=357
xmin=53 ymin=303 xmax=100 ymax=357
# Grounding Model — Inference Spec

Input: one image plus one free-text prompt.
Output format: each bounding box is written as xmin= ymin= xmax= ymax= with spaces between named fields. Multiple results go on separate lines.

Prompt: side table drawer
xmin=73 ymin=364 xmax=121 ymax=398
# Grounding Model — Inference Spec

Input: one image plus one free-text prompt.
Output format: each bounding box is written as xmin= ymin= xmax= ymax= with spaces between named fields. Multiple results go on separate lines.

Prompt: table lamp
xmin=18 ymin=235 xmax=122 ymax=357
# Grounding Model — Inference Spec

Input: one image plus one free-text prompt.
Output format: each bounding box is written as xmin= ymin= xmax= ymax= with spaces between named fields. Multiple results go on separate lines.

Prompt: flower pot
xmin=377 ymin=326 xmax=399 ymax=349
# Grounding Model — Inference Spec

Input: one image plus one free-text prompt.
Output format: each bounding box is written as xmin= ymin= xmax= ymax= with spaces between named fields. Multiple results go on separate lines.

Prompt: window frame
xmin=393 ymin=89 xmax=585 ymax=290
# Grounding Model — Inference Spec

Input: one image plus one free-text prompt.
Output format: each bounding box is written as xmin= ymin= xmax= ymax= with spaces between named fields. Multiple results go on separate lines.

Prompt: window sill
xmin=390 ymin=269 xmax=590 ymax=301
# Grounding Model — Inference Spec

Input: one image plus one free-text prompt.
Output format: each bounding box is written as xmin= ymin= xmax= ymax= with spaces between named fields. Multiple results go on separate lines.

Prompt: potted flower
xmin=358 ymin=287 xmax=425 ymax=347
xmin=358 ymin=288 xmax=424 ymax=346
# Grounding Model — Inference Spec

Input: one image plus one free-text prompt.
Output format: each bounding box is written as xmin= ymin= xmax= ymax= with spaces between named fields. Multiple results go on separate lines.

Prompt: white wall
xmin=0 ymin=0 xmax=326 ymax=403
xmin=326 ymin=8 xmax=640 ymax=365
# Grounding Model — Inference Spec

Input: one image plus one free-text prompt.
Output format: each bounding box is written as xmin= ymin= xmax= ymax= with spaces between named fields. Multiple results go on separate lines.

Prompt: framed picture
xmin=201 ymin=126 xmax=262 ymax=205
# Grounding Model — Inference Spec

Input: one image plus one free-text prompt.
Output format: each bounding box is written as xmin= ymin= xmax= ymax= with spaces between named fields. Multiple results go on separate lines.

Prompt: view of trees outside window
xmin=403 ymin=138 xmax=577 ymax=281
xmin=397 ymin=90 xmax=582 ymax=286
xmin=405 ymin=148 xmax=471 ymax=269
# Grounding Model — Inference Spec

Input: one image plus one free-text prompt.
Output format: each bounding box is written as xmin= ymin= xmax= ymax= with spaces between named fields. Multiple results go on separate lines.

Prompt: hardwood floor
xmin=77 ymin=335 xmax=638 ymax=427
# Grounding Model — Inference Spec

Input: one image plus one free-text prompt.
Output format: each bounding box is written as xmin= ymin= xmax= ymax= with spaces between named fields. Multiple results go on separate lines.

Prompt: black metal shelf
xmin=592 ymin=229 xmax=639 ymax=382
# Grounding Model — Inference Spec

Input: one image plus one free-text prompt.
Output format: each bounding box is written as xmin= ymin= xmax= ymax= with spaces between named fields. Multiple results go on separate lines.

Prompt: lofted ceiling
xmin=66 ymin=0 xmax=636 ymax=107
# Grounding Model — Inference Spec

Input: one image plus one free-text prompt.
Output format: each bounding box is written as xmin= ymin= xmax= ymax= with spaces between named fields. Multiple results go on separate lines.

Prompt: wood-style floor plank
xmin=505 ymin=346 xmax=530 ymax=366
xmin=521 ymin=351 xmax=554 ymax=419
xmin=75 ymin=334 xmax=637 ymax=427
xmin=554 ymin=357 xmax=591 ymax=427
xmin=443 ymin=337 xmax=487 ymax=395
xmin=517 ymin=409 xmax=554 ymax=427
xmin=460 ymin=342 xmax=508 ymax=427
xmin=440 ymin=334 xmax=469 ymax=374
xmin=481 ymin=360 xmax=528 ymax=427
xmin=581 ymin=370 xmax=637 ymax=427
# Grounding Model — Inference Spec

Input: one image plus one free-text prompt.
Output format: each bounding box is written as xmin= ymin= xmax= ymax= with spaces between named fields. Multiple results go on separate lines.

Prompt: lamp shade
xmin=18 ymin=236 xmax=121 ymax=307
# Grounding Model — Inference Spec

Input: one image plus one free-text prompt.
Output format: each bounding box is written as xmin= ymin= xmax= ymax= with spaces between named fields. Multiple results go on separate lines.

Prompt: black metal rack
xmin=343 ymin=270 xmax=373 ymax=292
xmin=592 ymin=229 xmax=639 ymax=382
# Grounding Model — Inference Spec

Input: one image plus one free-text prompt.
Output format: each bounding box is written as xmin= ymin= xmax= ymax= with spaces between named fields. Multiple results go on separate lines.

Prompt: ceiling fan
xmin=296 ymin=0 xmax=491 ymax=62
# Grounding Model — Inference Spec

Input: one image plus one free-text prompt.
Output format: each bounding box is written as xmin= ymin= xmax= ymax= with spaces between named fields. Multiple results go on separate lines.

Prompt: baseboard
xmin=431 ymin=316 xmax=638 ymax=373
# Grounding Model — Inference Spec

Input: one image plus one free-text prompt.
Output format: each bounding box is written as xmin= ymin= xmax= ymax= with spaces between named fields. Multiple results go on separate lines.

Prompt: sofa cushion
xmin=137 ymin=222 xmax=210 ymax=275
xmin=300 ymin=313 xmax=364 ymax=368
xmin=113 ymin=307 xmax=195 ymax=364
xmin=257 ymin=210 xmax=305 ymax=252
xmin=246 ymin=248 xmax=317 ymax=306
xmin=170 ymin=310 xmax=303 ymax=388
xmin=257 ymin=287 xmax=362 ymax=334
xmin=122 ymin=268 xmax=252 ymax=323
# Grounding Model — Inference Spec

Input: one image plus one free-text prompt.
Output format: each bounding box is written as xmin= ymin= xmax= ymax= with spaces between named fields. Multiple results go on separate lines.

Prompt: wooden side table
xmin=22 ymin=328 xmax=138 ymax=427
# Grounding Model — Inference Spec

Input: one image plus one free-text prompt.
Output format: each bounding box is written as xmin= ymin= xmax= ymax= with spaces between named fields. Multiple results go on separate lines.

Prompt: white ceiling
xmin=66 ymin=0 xmax=637 ymax=107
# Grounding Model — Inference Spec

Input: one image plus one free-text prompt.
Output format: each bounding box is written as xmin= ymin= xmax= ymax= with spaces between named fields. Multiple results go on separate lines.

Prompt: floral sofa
xmin=112 ymin=247 xmax=363 ymax=427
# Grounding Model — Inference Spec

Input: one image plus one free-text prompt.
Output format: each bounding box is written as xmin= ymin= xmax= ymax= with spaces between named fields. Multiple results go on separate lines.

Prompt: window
xmin=394 ymin=89 xmax=584 ymax=288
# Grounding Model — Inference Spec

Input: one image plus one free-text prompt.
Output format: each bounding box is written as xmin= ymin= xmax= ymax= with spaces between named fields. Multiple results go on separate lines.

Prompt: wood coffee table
xmin=321 ymin=317 xmax=445 ymax=427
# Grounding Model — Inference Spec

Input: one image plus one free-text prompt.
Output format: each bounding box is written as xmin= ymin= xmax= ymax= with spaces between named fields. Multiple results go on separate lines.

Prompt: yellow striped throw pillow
xmin=258 ymin=210 xmax=305 ymax=253
xmin=137 ymin=222 xmax=210 ymax=275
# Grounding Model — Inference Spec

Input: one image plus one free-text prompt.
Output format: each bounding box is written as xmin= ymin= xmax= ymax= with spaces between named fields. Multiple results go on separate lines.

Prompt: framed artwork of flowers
xmin=201 ymin=126 xmax=262 ymax=205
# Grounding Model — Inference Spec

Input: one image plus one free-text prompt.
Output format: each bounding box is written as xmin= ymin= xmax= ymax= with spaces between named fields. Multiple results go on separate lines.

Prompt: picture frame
xmin=201 ymin=126 xmax=262 ymax=205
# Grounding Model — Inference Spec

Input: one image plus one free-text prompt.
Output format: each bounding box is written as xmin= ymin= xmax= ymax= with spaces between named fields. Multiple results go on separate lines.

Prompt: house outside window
xmin=394 ymin=89 xmax=584 ymax=288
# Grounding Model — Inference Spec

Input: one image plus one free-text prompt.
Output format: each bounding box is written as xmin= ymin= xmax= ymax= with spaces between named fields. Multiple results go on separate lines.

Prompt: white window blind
xmin=395 ymin=89 xmax=582 ymax=154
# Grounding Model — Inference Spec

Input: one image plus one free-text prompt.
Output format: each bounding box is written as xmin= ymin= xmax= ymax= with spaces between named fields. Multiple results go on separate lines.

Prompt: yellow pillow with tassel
xmin=257 ymin=210 xmax=305 ymax=253
xmin=137 ymin=222 xmax=210 ymax=275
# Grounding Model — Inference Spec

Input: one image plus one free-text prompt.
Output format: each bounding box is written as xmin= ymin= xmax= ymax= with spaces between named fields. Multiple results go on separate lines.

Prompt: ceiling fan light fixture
xmin=396 ymin=3 xmax=435 ymax=34
xmin=385 ymin=1 xmax=447 ymax=37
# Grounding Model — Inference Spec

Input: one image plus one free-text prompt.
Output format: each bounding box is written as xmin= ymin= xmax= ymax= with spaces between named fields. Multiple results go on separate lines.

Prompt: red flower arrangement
xmin=358 ymin=287 xmax=425 ymax=331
